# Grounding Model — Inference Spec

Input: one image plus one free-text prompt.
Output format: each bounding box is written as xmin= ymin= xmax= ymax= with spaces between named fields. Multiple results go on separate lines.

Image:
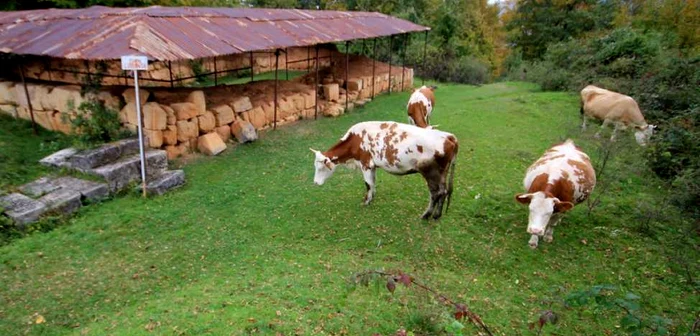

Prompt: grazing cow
xmin=515 ymin=139 xmax=596 ymax=248
xmin=407 ymin=86 xmax=437 ymax=128
xmin=580 ymin=85 xmax=656 ymax=145
xmin=310 ymin=121 xmax=458 ymax=219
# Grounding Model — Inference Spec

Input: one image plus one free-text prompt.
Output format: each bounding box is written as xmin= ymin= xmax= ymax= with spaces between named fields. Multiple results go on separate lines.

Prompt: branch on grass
xmin=351 ymin=270 xmax=494 ymax=336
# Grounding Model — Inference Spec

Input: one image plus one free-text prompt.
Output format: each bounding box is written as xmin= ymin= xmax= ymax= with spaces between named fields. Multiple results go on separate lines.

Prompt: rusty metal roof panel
xmin=0 ymin=6 xmax=430 ymax=61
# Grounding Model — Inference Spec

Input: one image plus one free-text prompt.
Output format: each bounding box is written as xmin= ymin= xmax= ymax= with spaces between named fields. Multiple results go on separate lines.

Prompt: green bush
xmin=67 ymin=99 xmax=131 ymax=149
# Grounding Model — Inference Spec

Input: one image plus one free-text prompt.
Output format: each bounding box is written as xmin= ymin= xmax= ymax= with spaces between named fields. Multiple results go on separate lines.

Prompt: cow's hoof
xmin=529 ymin=243 xmax=538 ymax=249
xmin=421 ymin=212 xmax=431 ymax=220
xmin=432 ymin=212 xmax=442 ymax=220
xmin=544 ymin=235 xmax=553 ymax=243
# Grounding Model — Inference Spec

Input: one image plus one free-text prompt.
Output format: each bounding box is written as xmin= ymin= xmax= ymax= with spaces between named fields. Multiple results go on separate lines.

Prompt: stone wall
xmin=14 ymin=46 xmax=338 ymax=87
xmin=0 ymin=54 xmax=415 ymax=160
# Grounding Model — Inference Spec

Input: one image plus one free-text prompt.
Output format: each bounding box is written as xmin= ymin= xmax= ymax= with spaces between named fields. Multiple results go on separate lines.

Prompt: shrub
xmin=67 ymin=99 xmax=131 ymax=149
xmin=447 ymin=56 xmax=491 ymax=85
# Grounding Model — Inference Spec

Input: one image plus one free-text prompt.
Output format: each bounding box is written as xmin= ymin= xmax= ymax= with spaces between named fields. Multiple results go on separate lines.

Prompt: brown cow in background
xmin=407 ymin=85 xmax=437 ymax=128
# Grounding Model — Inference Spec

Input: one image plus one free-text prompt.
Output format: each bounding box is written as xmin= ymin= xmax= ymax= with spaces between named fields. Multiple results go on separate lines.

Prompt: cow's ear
xmin=324 ymin=158 xmax=335 ymax=170
xmin=515 ymin=193 xmax=532 ymax=205
xmin=554 ymin=200 xmax=574 ymax=213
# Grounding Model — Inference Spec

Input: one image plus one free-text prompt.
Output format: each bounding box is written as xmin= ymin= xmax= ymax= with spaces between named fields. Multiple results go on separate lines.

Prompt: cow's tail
xmin=445 ymin=142 xmax=458 ymax=214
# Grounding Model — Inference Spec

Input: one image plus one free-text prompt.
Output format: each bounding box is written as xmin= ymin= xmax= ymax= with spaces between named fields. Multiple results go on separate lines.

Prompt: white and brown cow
xmin=407 ymin=85 xmax=437 ymax=128
xmin=311 ymin=121 xmax=458 ymax=219
xmin=580 ymin=85 xmax=656 ymax=145
xmin=515 ymin=139 xmax=596 ymax=248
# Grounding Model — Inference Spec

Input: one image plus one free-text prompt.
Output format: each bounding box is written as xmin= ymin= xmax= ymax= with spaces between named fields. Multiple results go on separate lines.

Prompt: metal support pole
xmin=307 ymin=46 xmax=311 ymax=73
xmin=401 ymin=34 xmax=407 ymax=91
xmin=274 ymin=49 xmax=280 ymax=130
xmin=372 ymin=38 xmax=377 ymax=99
xmin=285 ymin=48 xmax=289 ymax=81
xmin=250 ymin=51 xmax=254 ymax=82
xmin=345 ymin=41 xmax=350 ymax=111
xmin=314 ymin=45 xmax=319 ymax=120
xmin=133 ymin=70 xmax=147 ymax=198
xmin=213 ymin=56 xmax=218 ymax=86
xmin=168 ymin=61 xmax=174 ymax=88
xmin=388 ymin=35 xmax=394 ymax=94
xmin=422 ymin=30 xmax=428 ymax=86
xmin=18 ymin=62 xmax=37 ymax=135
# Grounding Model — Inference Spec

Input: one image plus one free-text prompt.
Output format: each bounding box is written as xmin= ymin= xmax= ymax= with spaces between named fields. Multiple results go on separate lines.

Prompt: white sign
xmin=121 ymin=55 xmax=149 ymax=70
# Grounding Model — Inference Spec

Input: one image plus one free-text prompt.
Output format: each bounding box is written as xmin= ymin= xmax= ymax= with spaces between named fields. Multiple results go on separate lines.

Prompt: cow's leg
xmin=362 ymin=168 xmax=376 ymax=205
xmin=544 ymin=213 xmax=562 ymax=243
xmin=420 ymin=170 xmax=441 ymax=220
xmin=529 ymin=235 xmax=539 ymax=249
xmin=431 ymin=164 xmax=450 ymax=219
xmin=595 ymin=119 xmax=611 ymax=139
xmin=581 ymin=114 xmax=588 ymax=131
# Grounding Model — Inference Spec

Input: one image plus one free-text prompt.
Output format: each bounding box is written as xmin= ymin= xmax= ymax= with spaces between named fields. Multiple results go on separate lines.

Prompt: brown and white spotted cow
xmin=580 ymin=85 xmax=656 ymax=145
xmin=311 ymin=121 xmax=459 ymax=219
xmin=515 ymin=139 xmax=596 ymax=248
xmin=407 ymin=85 xmax=437 ymax=128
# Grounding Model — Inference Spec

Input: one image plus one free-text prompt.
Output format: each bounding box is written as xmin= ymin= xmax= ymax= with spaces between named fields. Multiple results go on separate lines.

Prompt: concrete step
xmin=0 ymin=193 xmax=47 ymax=227
xmin=145 ymin=170 xmax=186 ymax=196
xmin=91 ymin=150 xmax=168 ymax=192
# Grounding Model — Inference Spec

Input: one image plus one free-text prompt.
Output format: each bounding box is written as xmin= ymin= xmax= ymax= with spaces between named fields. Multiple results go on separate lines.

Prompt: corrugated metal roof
xmin=0 ymin=6 xmax=429 ymax=61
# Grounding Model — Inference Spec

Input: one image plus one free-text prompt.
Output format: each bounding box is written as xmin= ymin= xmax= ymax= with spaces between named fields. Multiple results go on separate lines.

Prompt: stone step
xmin=67 ymin=138 xmax=145 ymax=172
xmin=52 ymin=176 xmax=109 ymax=203
xmin=145 ymin=170 xmax=186 ymax=196
xmin=38 ymin=189 xmax=81 ymax=217
xmin=18 ymin=177 xmax=60 ymax=198
xmin=39 ymin=148 xmax=78 ymax=169
xmin=0 ymin=193 xmax=47 ymax=227
xmin=91 ymin=150 xmax=168 ymax=192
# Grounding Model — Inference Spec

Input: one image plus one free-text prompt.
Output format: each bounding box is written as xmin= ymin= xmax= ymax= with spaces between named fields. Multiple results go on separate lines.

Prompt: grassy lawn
xmin=0 ymin=114 xmax=70 ymax=190
xmin=0 ymin=82 xmax=697 ymax=335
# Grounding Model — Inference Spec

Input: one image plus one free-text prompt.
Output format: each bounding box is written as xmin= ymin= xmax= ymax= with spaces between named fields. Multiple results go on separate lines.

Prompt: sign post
xmin=121 ymin=55 xmax=149 ymax=198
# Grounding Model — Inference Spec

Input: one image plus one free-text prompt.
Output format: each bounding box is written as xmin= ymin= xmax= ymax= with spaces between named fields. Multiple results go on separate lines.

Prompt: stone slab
xmin=18 ymin=177 xmax=60 ymax=198
xmin=38 ymin=189 xmax=81 ymax=216
xmin=53 ymin=176 xmax=109 ymax=203
xmin=91 ymin=150 xmax=168 ymax=192
xmin=145 ymin=170 xmax=186 ymax=196
xmin=39 ymin=148 xmax=78 ymax=168
xmin=0 ymin=193 xmax=47 ymax=226
xmin=68 ymin=138 xmax=144 ymax=171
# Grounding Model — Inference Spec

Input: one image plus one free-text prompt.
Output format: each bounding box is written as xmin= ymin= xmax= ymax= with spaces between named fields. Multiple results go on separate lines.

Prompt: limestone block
xmin=165 ymin=145 xmax=182 ymax=160
xmin=304 ymin=92 xmax=316 ymax=109
xmin=0 ymin=104 xmax=17 ymax=117
xmin=197 ymin=133 xmax=226 ymax=156
xmin=261 ymin=102 xmax=275 ymax=125
xmin=143 ymin=102 xmax=167 ymax=130
xmin=144 ymin=129 xmax=163 ymax=148
xmin=120 ymin=102 xmax=139 ymax=125
xmin=211 ymin=104 xmax=234 ymax=126
xmin=347 ymin=79 xmax=362 ymax=92
xmin=34 ymin=110 xmax=54 ymax=130
xmin=162 ymin=105 xmax=176 ymax=125
xmin=278 ymin=98 xmax=294 ymax=119
xmin=171 ymin=102 xmax=199 ymax=120
xmin=123 ymin=123 xmax=137 ymax=134
xmin=122 ymin=88 xmax=150 ymax=104
xmin=197 ymin=111 xmax=216 ymax=133
xmin=17 ymin=106 xmax=30 ymax=120
xmin=51 ymin=112 xmax=74 ymax=134
xmin=323 ymin=84 xmax=339 ymax=102
xmin=163 ymin=125 xmax=177 ymax=146
xmin=186 ymin=90 xmax=206 ymax=115
xmin=0 ymin=193 xmax=47 ymax=226
xmin=302 ymin=108 xmax=316 ymax=119
xmin=231 ymin=120 xmax=258 ymax=143
xmin=291 ymin=94 xmax=305 ymax=111
xmin=248 ymin=106 xmax=266 ymax=129
xmin=176 ymin=119 xmax=198 ymax=142
xmin=231 ymin=96 xmax=253 ymax=113
xmin=216 ymin=125 xmax=231 ymax=142
xmin=0 ymin=81 xmax=16 ymax=105
xmin=323 ymin=104 xmax=344 ymax=117
xmin=38 ymin=189 xmax=81 ymax=216
xmin=96 ymin=91 xmax=121 ymax=112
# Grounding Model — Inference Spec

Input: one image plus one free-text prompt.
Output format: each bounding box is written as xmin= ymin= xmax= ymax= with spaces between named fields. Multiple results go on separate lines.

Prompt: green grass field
xmin=1 ymin=82 xmax=697 ymax=335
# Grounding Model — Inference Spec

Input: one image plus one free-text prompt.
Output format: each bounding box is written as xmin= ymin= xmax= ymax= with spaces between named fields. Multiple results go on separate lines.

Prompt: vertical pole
xmin=274 ymin=49 xmax=280 ymax=130
xmin=314 ymin=45 xmax=319 ymax=120
xmin=213 ymin=56 xmax=218 ymax=86
xmin=422 ymin=30 xmax=428 ymax=86
xmin=345 ymin=41 xmax=349 ymax=111
xmin=18 ymin=62 xmax=37 ymax=135
xmin=307 ymin=46 xmax=311 ymax=74
xmin=250 ymin=51 xmax=254 ymax=82
xmin=401 ymin=34 xmax=407 ymax=91
xmin=388 ymin=35 xmax=393 ymax=95
xmin=285 ymin=48 xmax=289 ymax=81
xmin=168 ymin=61 xmax=174 ymax=88
xmin=133 ymin=70 xmax=147 ymax=198
xmin=372 ymin=38 xmax=377 ymax=99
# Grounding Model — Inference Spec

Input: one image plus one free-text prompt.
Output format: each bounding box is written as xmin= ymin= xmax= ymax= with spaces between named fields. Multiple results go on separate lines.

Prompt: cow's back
xmin=524 ymin=140 xmax=596 ymax=204
xmin=581 ymin=85 xmax=646 ymax=126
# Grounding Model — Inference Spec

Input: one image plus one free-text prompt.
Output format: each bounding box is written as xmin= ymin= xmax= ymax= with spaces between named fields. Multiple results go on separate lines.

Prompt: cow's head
xmin=515 ymin=191 xmax=573 ymax=236
xmin=634 ymin=124 xmax=656 ymax=146
xmin=310 ymin=148 xmax=336 ymax=185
